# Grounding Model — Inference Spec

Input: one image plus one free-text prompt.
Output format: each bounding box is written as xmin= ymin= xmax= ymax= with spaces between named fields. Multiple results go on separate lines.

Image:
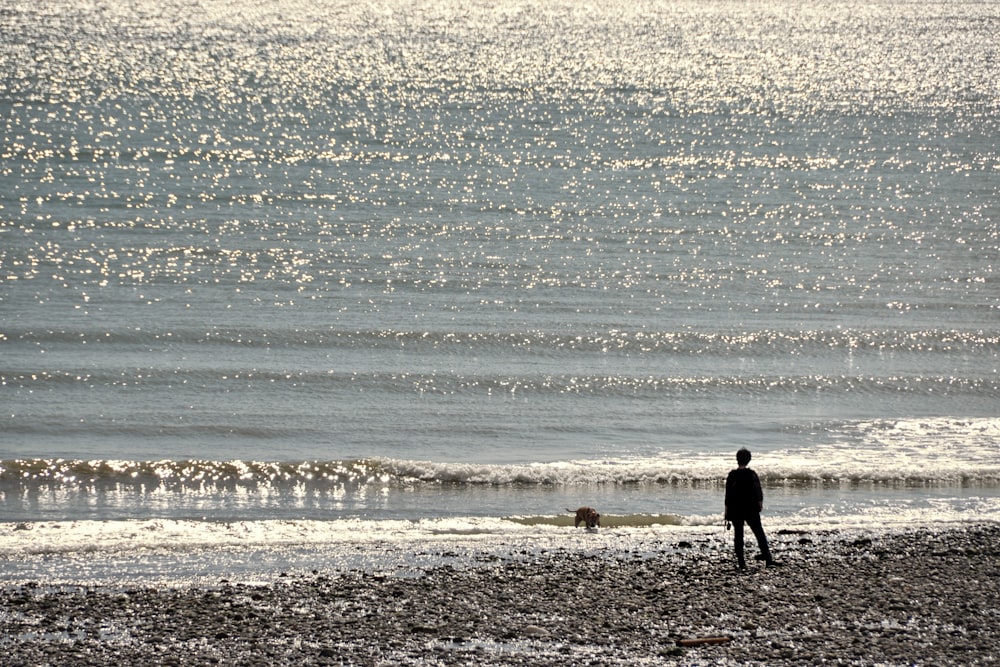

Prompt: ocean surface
xmin=2 ymin=0 xmax=998 ymax=585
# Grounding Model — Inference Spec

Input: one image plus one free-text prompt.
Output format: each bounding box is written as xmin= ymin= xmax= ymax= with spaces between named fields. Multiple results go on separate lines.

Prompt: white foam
xmin=4 ymin=491 xmax=998 ymax=560
xmin=2 ymin=500 xmax=997 ymax=587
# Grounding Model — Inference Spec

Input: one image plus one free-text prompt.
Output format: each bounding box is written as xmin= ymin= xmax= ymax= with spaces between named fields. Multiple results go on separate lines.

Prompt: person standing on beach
xmin=725 ymin=448 xmax=776 ymax=570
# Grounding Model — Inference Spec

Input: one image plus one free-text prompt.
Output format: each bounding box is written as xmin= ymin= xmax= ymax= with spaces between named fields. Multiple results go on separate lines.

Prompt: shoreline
xmin=3 ymin=524 xmax=998 ymax=666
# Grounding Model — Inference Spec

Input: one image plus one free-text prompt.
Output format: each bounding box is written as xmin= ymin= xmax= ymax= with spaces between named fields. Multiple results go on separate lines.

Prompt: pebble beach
xmin=3 ymin=524 xmax=998 ymax=666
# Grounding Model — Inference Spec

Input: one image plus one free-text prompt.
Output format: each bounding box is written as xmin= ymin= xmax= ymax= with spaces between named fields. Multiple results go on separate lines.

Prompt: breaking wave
xmin=3 ymin=451 xmax=998 ymax=497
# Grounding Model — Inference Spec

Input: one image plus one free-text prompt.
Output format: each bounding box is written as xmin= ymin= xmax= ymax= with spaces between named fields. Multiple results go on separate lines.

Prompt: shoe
xmin=765 ymin=560 xmax=782 ymax=568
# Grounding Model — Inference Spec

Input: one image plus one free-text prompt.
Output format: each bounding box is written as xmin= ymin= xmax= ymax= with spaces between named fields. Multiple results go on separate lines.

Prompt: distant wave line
xmin=3 ymin=326 xmax=997 ymax=354
xmin=2 ymin=368 xmax=997 ymax=400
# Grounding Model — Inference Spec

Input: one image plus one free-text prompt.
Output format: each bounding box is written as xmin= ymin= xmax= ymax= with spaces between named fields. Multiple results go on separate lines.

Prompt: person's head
xmin=736 ymin=448 xmax=752 ymax=466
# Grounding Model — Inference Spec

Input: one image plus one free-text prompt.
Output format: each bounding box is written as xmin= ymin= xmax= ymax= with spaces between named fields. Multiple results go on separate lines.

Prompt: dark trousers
xmin=732 ymin=513 xmax=772 ymax=567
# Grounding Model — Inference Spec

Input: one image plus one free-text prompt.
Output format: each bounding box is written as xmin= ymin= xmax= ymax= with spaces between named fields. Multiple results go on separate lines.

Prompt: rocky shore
xmin=3 ymin=524 xmax=998 ymax=666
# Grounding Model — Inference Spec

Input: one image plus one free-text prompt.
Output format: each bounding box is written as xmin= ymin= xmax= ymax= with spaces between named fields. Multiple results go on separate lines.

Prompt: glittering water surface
xmin=1 ymin=0 xmax=998 ymax=547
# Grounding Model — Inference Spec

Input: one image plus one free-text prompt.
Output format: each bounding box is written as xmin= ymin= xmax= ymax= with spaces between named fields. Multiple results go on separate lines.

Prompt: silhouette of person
xmin=725 ymin=448 xmax=776 ymax=570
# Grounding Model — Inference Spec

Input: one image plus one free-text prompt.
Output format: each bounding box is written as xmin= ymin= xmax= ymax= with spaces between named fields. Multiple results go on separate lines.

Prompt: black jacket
xmin=725 ymin=467 xmax=763 ymax=518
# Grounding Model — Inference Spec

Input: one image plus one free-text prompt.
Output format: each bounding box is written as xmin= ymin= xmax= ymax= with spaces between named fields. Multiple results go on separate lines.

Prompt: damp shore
xmin=3 ymin=524 xmax=998 ymax=666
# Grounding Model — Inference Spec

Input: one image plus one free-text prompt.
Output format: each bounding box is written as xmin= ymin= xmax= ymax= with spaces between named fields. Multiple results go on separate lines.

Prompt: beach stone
xmin=409 ymin=623 xmax=438 ymax=633
xmin=521 ymin=625 xmax=552 ymax=638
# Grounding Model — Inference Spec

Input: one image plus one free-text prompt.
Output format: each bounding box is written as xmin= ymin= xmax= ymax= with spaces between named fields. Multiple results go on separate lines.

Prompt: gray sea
xmin=1 ymin=0 xmax=998 ymax=585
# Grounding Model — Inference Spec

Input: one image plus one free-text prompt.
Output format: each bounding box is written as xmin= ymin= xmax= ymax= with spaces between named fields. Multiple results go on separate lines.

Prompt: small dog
xmin=568 ymin=506 xmax=600 ymax=529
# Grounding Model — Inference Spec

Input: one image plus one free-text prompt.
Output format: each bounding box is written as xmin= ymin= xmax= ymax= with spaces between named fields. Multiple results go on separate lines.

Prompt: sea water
xmin=1 ymin=0 xmax=998 ymax=586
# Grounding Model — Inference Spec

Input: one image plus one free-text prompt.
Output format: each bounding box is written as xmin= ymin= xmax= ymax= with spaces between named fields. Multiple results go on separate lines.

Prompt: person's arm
xmin=724 ymin=472 xmax=734 ymax=517
xmin=753 ymin=471 xmax=764 ymax=511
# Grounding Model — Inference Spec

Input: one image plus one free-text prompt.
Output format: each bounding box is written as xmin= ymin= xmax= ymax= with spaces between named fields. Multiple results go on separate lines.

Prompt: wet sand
xmin=3 ymin=524 xmax=998 ymax=665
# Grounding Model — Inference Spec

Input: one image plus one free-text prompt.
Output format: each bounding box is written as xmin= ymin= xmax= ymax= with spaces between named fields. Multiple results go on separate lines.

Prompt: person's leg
xmin=733 ymin=518 xmax=747 ymax=569
xmin=745 ymin=513 xmax=773 ymax=564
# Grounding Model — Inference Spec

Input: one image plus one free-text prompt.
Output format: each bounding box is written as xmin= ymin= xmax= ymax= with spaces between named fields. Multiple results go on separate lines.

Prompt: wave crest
xmin=2 ymin=450 xmax=997 ymax=495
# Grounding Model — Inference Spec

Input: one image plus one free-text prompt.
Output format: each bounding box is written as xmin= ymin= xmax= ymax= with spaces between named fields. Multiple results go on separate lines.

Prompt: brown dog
xmin=568 ymin=506 xmax=600 ymax=529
